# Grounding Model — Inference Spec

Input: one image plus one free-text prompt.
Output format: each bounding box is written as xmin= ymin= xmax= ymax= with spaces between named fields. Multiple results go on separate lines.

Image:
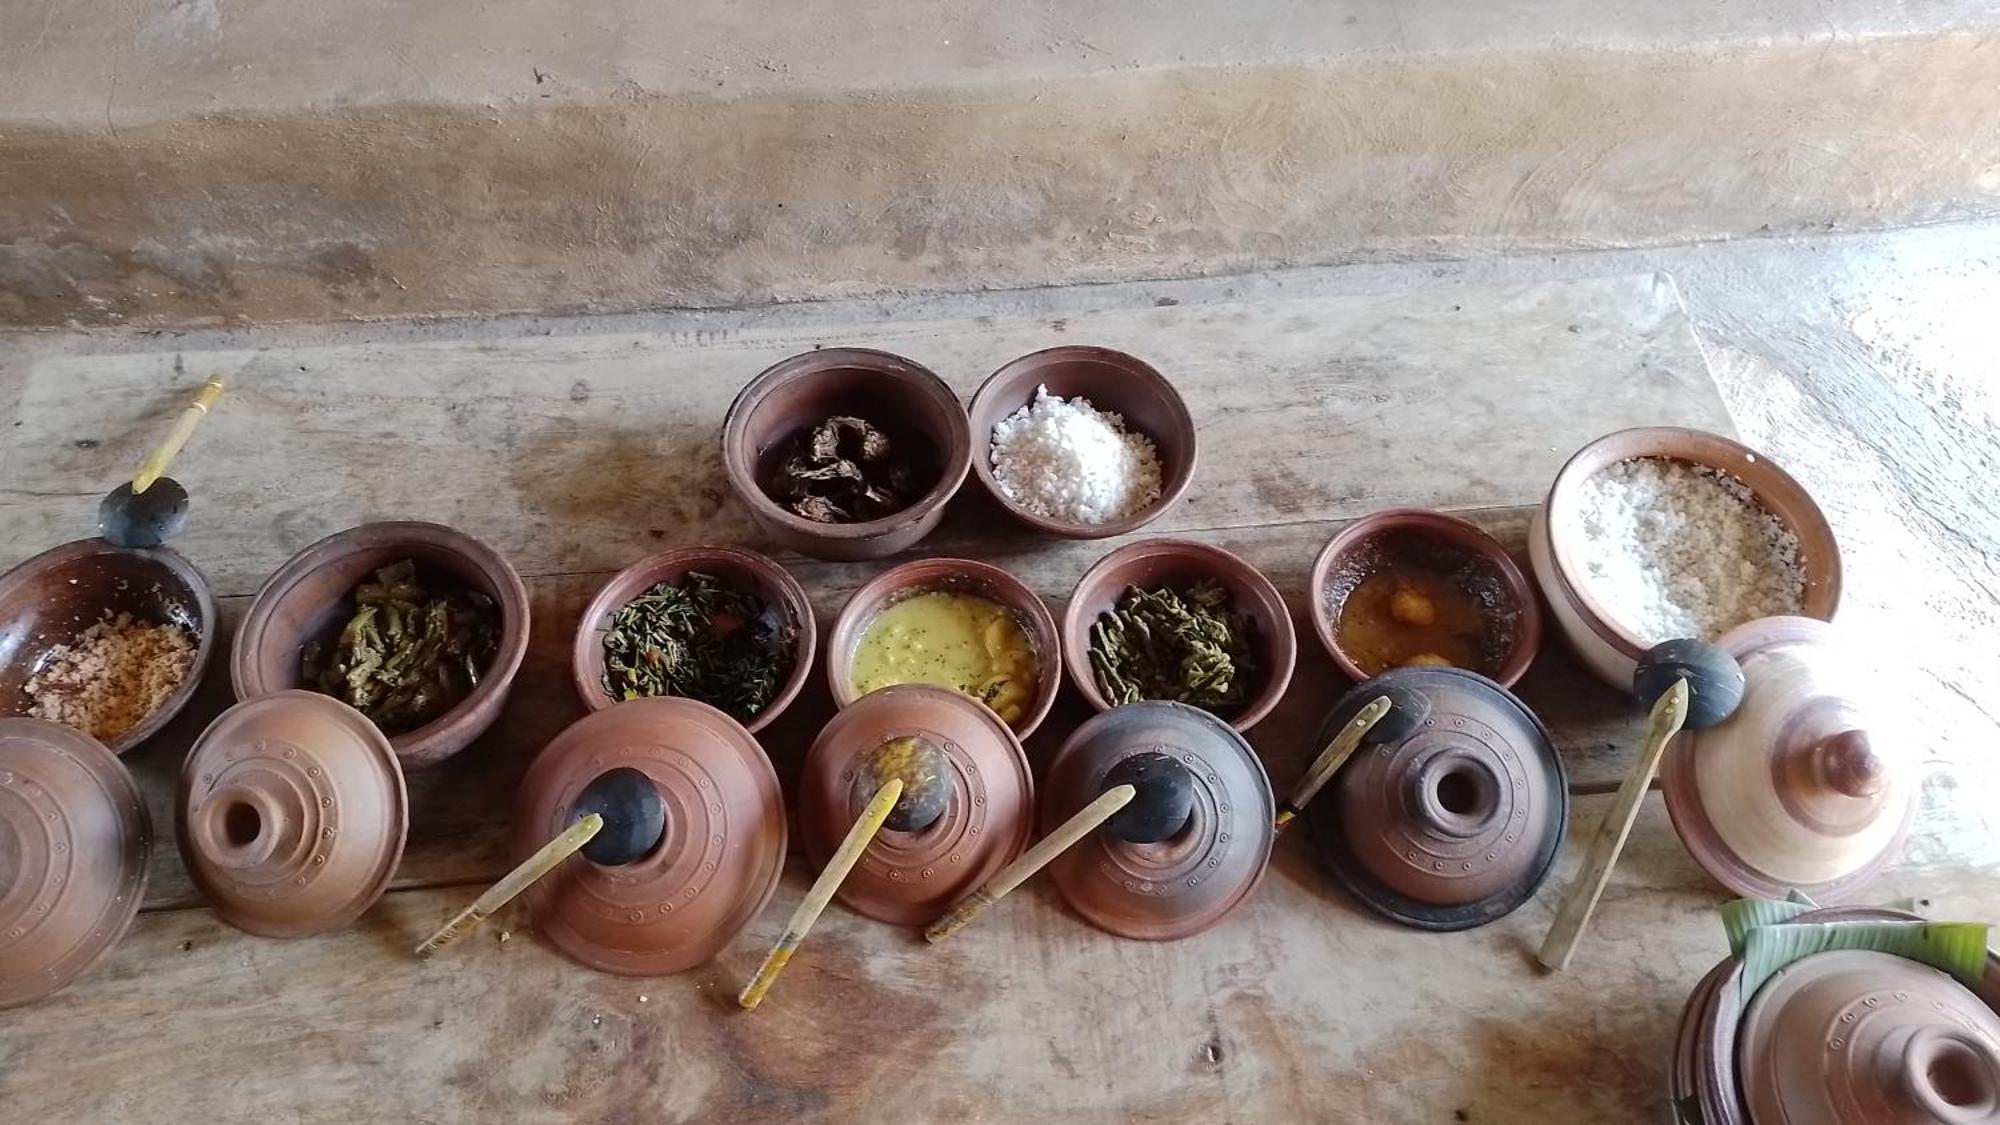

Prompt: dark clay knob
xmin=1103 ymin=751 xmax=1196 ymax=844
xmin=856 ymin=736 xmax=953 ymax=833
xmin=1367 ymin=683 xmax=1433 ymax=745
xmin=97 ymin=477 xmax=191 ymax=549
xmin=1634 ymin=638 xmax=1745 ymax=730
xmin=570 ymin=766 xmax=668 ymax=866
xmin=1814 ymin=730 xmax=1886 ymax=799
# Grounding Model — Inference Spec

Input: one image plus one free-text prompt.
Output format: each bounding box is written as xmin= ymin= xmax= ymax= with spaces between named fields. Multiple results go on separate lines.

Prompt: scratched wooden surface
xmin=0 ymin=267 xmax=1989 ymax=1123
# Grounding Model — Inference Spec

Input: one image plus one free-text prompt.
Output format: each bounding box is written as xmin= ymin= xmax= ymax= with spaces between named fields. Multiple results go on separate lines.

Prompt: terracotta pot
xmin=1307 ymin=507 xmax=1541 ymax=688
xmin=0 ymin=718 xmax=151 ymax=1009
xmin=720 ymin=349 xmax=972 ymax=561
xmin=1528 ymin=426 xmax=1841 ymax=690
xmin=1306 ymin=666 xmax=1568 ymax=931
xmin=0 ymin=538 xmax=218 ymax=754
xmin=571 ymin=545 xmax=815 ymax=734
xmin=517 ymin=698 xmax=786 ymax=975
xmin=798 ymin=685 xmax=1033 ymax=926
xmin=230 ymin=521 xmax=531 ymax=768
xmin=825 ymin=557 xmax=1062 ymax=739
xmin=1043 ymin=701 xmax=1274 ymax=940
xmin=1673 ymin=906 xmax=2000 ymax=1125
xmin=177 ymin=691 xmax=408 ymax=938
xmin=1061 ymin=538 xmax=1297 ymax=732
xmin=1665 ymin=616 xmax=1913 ymax=903
xmin=965 ymin=346 xmax=1198 ymax=538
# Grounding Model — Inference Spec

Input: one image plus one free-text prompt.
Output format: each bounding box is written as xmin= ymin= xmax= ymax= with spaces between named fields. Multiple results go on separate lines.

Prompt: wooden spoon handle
xmin=1537 ymin=679 xmax=1689 ymax=971
xmin=924 ymin=783 xmax=1136 ymax=944
xmin=414 ymin=813 xmax=603 ymax=958
xmin=739 ymin=778 xmax=903 ymax=1011
xmin=132 ymin=376 xmax=225 ymax=495
xmin=1276 ymin=695 xmax=1391 ymax=832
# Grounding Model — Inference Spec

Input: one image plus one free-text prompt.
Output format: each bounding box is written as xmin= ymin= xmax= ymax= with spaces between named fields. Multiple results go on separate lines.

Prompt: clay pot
xmin=1674 ymin=906 xmax=2000 ymax=1125
xmin=231 ymin=521 xmax=531 ymax=768
xmin=0 ymin=538 xmax=218 ymax=754
xmin=1529 ymin=426 xmax=1841 ymax=689
xmin=1043 ymin=702 xmax=1274 ymax=940
xmin=798 ymin=685 xmax=1033 ymax=926
xmin=720 ymin=349 xmax=972 ymax=561
xmin=965 ymin=346 xmax=1198 ymax=538
xmin=0 ymin=719 xmax=151 ymax=1009
xmin=1664 ymin=616 xmax=1912 ymax=902
xmin=825 ymin=557 xmax=1062 ymax=739
xmin=1306 ymin=666 xmax=1568 ymax=930
xmin=1308 ymin=508 xmax=1541 ymax=688
xmin=1062 ymin=538 xmax=1297 ymax=732
xmin=517 ymin=698 xmax=786 ymax=975
xmin=177 ymin=691 xmax=408 ymax=938
xmin=570 ymin=545 xmax=815 ymax=734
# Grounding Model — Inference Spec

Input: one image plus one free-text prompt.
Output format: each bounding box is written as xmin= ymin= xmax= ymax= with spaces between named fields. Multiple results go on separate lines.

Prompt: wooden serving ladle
xmin=1274 ymin=683 xmax=1430 ymax=832
xmin=1537 ymin=638 xmax=1744 ymax=971
xmin=97 ymin=375 xmax=225 ymax=549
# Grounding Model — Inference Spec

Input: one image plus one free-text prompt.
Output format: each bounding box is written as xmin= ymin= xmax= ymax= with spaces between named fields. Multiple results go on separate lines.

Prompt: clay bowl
xmin=571 ymin=545 xmax=815 ymax=733
xmin=965 ymin=346 xmax=1198 ymax=539
xmin=826 ymin=557 xmax=1062 ymax=739
xmin=1529 ymin=427 xmax=1841 ymax=689
xmin=1062 ymin=539 xmax=1296 ymax=732
xmin=1308 ymin=508 xmax=1541 ymax=688
xmin=0 ymin=538 xmax=218 ymax=754
xmin=230 ymin=521 xmax=530 ymax=768
xmin=721 ymin=348 xmax=972 ymax=561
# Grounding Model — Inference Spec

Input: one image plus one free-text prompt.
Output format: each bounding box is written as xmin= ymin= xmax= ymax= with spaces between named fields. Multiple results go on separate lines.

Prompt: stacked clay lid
xmin=1043 ymin=701 xmax=1274 ymax=940
xmin=518 ymin=697 xmax=786 ymax=975
xmin=0 ymin=719 xmax=151 ymax=1008
xmin=1306 ymin=666 xmax=1567 ymax=931
xmin=799 ymin=684 xmax=1033 ymax=925
xmin=178 ymin=691 xmax=407 ymax=937
xmin=1665 ymin=617 xmax=1913 ymax=902
xmin=1674 ymin=906 xmax=2000 ymax=1124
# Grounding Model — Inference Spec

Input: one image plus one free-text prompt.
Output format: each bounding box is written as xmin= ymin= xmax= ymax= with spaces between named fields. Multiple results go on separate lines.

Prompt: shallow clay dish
xmin=1043 ymin=701 xmax=1274 ymax=941
xmin=1309 ymin=508 xmax=1540 ymax=688
xmin=1062 ymin=538 xmax=1296 ymax=732
xmin=1665 ymin=616 xmax=1913 ymax=903
xmin=826 ymin=557 xmax=1062 ymax=739
xmin=721 ymin=348 xmax=972 ymax=561
xmin=966 ymin=346 xmax=1198 ymax=539
xmin=571 ymin=545 xmax=815 ymax=734
xmin=1529 ymin=426 xmax=1841 ymax=689
xmin=178 ymin=691 xmax=408 ymax=938
xmin=1306 ymin=666 xmax=1568 ymax=931
xmin=231 ymin=521 xmax=530 ymax=769
xmin=0 ymin=719 xmax=151 ymax=1009
xmin=798 ymin=685 xmax=1033 ymax=926
xmin=517 ymin=698 xmax=786 ymax=976
xmin=0 ymin=538 xmax=218 ymax=754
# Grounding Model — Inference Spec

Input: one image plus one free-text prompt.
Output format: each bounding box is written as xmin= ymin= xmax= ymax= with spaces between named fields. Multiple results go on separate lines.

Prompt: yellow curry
xmin=850 ymin=591 xmax=1038 ymax=726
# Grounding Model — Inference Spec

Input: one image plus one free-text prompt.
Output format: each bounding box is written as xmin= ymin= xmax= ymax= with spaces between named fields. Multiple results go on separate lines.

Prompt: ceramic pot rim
xmin=965 ymin=345 xmax=1198 ymax=540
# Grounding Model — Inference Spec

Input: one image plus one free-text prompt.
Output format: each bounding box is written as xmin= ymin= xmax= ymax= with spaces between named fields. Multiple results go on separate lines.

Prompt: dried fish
xmin=770 ymin=415 xmax=922 ymax=524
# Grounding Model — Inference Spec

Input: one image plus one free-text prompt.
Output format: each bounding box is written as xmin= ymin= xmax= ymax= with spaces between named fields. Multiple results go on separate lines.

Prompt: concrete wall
xmin=4 ymin=1 xmax=1999 ymax=327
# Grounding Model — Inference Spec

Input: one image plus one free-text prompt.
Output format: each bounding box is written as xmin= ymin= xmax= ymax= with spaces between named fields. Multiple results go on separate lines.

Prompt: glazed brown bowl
xmin=721 ymin=348 xmax=972 ymax=561
xmin=1308 ymin=508 xmax=1541 ymax=688
xmin=0 ymin=538 xmax=218 ymax=754
xmin=230 ymin=521 xmax=530 ymax=769
xmin=1062 ymin=538 xmax=1297 ymax=732
xmin=966 ymin=346 xmax=1198 ymax=539
xmin=826 ymin=557 xmax=1062 ymax=739
xmin=571 ymin=545 xmax=815 ymax=733
xmin=1528 ymin=427 xmax=1841 ymax=689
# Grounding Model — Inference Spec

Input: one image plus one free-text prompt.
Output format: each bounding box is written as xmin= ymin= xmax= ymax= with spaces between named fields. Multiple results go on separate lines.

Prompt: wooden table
xmin=1 ymin=273 xmax=1991 ymax=1122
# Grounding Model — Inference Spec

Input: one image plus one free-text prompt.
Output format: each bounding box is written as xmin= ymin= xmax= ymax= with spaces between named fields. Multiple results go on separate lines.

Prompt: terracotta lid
xmin=799 ymin=685 xmax=1033 ymax=926
xmin=177 ymin=691 xmax=407 ymax=937
xmin=1043 ymin=701 xmax=1274 ymax=940
xmin=1739 ymin=950 xmax=2000 ymax=1124
xmin=518 ymin=697 xmax=785 ymax=975
xmin=1665 ymin=617 xmax=1913 ymax=902
xmin=1306 ymin=666 xmax=1568 ymax=930
xmin=0 ymin=719 xmax=150 ymax=1009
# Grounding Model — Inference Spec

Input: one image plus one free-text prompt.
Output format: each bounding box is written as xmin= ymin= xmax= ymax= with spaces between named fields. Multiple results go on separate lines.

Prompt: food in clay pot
xmin=598 ymin=571 xmax=797 ymax=722
xmin=301 ymin=559 xmax=500 ymax=737
xmin=768 ymin=414 xmax=927 ymax=524
xmin=1088 ymin=581 xmax=1257 ymax=713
